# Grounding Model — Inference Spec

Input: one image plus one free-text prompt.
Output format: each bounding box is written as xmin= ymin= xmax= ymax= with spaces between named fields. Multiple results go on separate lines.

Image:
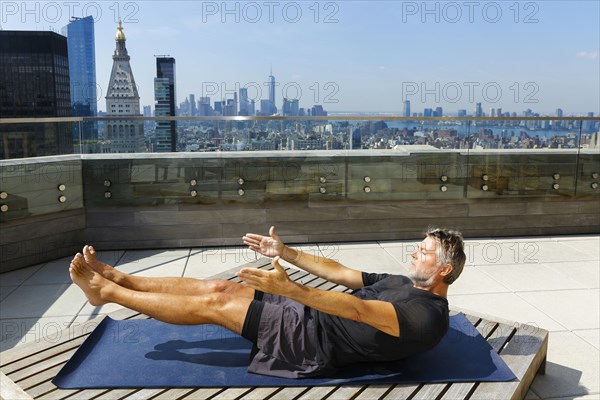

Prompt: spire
xmin=113 ymin=19 xmax=129 ymax=59
xmin=115 ymin=18 xmax=126 ymax=41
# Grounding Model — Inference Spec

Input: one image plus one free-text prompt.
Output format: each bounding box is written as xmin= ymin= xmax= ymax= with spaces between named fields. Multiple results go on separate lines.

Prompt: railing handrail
xmin=0 ymin=116 xmax=598 ymax=124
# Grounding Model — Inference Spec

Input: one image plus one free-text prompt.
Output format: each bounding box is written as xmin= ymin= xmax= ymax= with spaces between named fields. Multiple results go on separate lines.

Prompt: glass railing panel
xmin=83 ymin=156 xmax=221 ymax=208
xmin=577 ymin=151 xmax=600 ymax=196
xmin=466 ymin=151 xmax=580 ymax=198
xmin=222 ymin=153 xmax=346 ymax=204
xmin=345 ymin=151 xmax=466 ymax=201
xmin=0 ymin=156 xmax=83 ymax=222
xmin=0 ymin=121 xmax=76 ymax=159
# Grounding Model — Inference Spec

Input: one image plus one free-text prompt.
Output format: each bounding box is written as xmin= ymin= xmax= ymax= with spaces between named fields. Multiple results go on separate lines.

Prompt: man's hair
xmin=426 ymin=227 xmax=466 ymax=285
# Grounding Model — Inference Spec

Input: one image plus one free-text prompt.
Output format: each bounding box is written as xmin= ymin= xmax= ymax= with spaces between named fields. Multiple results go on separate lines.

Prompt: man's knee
xmin=207 ymin=279 xmax=238 ymax=293
xmin=209 ymin=279 xmax=254 ymax=297
xmin=201 ymin=292 xmax=232 ymax=309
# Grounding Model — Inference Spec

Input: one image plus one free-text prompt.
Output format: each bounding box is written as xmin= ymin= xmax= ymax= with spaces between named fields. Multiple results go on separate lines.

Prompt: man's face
xmin=408 ymin=236 xmax=442 ymax=288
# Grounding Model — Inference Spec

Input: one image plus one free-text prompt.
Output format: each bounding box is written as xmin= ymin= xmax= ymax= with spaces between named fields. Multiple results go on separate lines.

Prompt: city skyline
xmin=1 ymin=1 xmax=598 ymax=115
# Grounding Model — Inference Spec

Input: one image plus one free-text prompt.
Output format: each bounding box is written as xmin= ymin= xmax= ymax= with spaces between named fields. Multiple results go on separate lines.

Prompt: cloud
xmin=576 ymin=51 xmax=599 ymax=59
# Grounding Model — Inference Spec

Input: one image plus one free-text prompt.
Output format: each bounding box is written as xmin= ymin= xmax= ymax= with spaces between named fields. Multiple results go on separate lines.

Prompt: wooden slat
xmin=208 ymin=387 xmax=255 ymax=400
xmin=0 ymin=372 xmax=34 ymax=400
xmin=295 ymin=386 xmax=339 ymax=400
xmin=416 ymin=383 xmax=452 ymax=400
xmin=236 ymin=387 xmax=280 ymax=400
xmin=260 ymin=386 xmax=308 ymax=400
xmin=93 ymin=388 xmax=142 ymax=399
xmin=9 ymin=350 xmax=72 ymax=383
xmin=381 ymin=384 xmax=422 ymax=399
xmin=149 ymin=388 xmax=200 ymax=400
xmin=121 ymin=388 xmax=168 ymax=399
xmin=18 ymin=365 xmax=64 ymax=398
xmin=352 ymin=384 xmax=393 ymax=400
xmin=37 ymin=387 xmax=79 ymax=400
xmin=57 ymin=388 xmax=113 ymax=400
xmin=178 ymin=388 xmax=224 ymax=399
xmin=322 ymin=385 xmax=365 ymax=400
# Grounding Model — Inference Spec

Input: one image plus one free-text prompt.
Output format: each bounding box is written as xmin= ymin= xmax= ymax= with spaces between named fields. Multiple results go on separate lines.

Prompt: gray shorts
xmin=245 ymin=292 xmax=322 ymax=378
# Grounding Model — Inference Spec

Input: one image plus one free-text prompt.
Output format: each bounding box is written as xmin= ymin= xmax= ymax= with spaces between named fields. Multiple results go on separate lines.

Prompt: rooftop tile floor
xmin=1 ymin=234 xmax=598 ymax=399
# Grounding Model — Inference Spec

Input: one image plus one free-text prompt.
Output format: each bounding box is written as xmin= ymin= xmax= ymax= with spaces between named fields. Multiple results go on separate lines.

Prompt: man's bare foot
xmin=69 ymin=253 xmax=111 ymax=307
xmin=82 ymin=245 xmax=124 ymax=284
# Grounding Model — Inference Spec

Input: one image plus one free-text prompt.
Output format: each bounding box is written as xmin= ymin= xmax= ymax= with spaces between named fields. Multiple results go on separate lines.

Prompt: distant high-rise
xmin=214 ymin=100 xmax=224 ymax=115
xmin=435 ymin=107 xmax=443 ymax=117
xmin=62 ymin=16 xmax=98 ymax=140
xmin=189 ymin=94 xmax=196 ymax=116
xmin=403 ymin=100 xmax=411 ymax=117
xmin=352 ymin=128 xmax=362 ymax=149
xmin=282 ymin=98 xmax=299 ymax=116
xmin=475 ymin=103 xmax=483 ymax=117
xmin=198 ymin=97 xmax=211 ymax=116
xmin=457 ymin=109 xmax=467 ymax=117
xmin=311 ymin=105 xmax=327 ymax=117
xmin=239 ymin=88 xmax=250 ymax=115
xmin=268 ymin=69 xmax=277 ymax=115
xmin=259 ymin=99 xmax=271 ymax=116
xmin=105 ymin=19 xmax=145 ymax=153
xmin=584 ymin=112 xmax=594 ymax=132
xmin=554 ymin=108 xmax=564 ymax=129
xmin=154 ymin=57 xmax=177 ymax=152
xmin=223 ymin=97 xmax=238 ymax=116
xmin=0 ymin=31 xmax=73 ymax=159
xmin=424 ymin=108 xmax=433 ymax=117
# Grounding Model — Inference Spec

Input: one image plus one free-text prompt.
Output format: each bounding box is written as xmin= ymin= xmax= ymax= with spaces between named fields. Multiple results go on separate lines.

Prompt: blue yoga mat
xmin=53 ymin=313 xmax=515 ymax=388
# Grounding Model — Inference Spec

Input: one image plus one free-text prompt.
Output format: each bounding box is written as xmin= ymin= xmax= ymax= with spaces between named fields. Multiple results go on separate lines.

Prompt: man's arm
xmin=243 ymin=226 xmax=365 ymax=290
xmin=237 ymin=257 xmax=399 ymax=337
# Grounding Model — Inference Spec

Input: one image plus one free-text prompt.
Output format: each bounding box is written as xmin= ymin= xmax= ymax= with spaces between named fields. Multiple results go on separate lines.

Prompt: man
xmin=69 ymin=226 xmax=466 ymax=378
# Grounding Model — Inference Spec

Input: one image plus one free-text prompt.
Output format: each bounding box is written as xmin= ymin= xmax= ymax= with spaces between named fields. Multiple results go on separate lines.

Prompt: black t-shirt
xmin=314 ymin=272 xmax=449 ymax=373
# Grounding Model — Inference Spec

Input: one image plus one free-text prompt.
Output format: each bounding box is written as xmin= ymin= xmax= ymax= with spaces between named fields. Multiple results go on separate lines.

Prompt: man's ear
xmin=440 ymin=263 xmax=453 ymax=278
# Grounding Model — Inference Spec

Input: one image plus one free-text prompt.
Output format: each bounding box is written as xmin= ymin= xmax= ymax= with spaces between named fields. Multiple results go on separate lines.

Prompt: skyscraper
xmin=475 ymin=103 xmax=483 ymax=117
xmin=189 ymin=94 xmax=196 ymax=116
xmin=154 ymin=57 xmax=177 ymax=152
xmin=403 ymin=100 xmax=411 ymax=117
xmin=62 ymin=16 xmax=98 ymax=140
xmin=198 ymin=97 xmax=211 ymax=116
xmin=554 ymin=108 xmax=564 ymax=129
xmin=105 ymin=20 xmax=145 ymax=153
xmin=282 ymin=98 xmax=300 ymax=116
xmin=239 ymin=88 xmax=250 ymax=115
xmin=268 ymin=69 xmax=277 ymax=115
xmin=584 ymin=112 xmax=594 ymax=132
xmin=0 ymin=31 xmax=73 ymax=159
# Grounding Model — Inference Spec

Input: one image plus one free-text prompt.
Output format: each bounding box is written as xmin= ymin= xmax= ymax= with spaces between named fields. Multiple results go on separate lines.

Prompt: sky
xmin=2 ymin=0 xmax=599 ymax=115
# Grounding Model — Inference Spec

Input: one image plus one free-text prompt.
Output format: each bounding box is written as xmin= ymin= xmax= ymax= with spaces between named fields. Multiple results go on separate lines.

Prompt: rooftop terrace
xmin=1 ymin=116 xmax=599 ymax=399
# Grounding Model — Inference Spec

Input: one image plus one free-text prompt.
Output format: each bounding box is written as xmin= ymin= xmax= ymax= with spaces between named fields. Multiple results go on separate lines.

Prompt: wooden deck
xmin=0 ymin=258 xmax=548 ymax=400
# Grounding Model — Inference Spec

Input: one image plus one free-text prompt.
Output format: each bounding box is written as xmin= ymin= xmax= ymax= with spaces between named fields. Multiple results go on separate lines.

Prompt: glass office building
xmin=0 ymin=31 xmax=73 ymax=159
xmin=154 ymin=57 xmax=177 ymax=152
xmin=62 ymin=16 xmax=98 ymax=141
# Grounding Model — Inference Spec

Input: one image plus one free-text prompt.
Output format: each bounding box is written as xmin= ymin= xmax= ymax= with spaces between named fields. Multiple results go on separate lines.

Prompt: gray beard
xmin=408 ymin=270 xmax=436 ymax=288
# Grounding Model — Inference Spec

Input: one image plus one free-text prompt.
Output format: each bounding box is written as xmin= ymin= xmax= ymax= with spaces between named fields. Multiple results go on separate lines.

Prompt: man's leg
xmin=70 ymin=254 xmax=251 ymax=334
xmin=81 ymin=245 xmax=254 ymax=298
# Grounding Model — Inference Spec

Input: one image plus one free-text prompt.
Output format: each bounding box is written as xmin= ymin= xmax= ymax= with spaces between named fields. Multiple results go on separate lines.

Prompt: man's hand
xmin=243 ymin=226 xmax=285 ymax=258
xmin=237 ymin=257 xmax=294 ymax=296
